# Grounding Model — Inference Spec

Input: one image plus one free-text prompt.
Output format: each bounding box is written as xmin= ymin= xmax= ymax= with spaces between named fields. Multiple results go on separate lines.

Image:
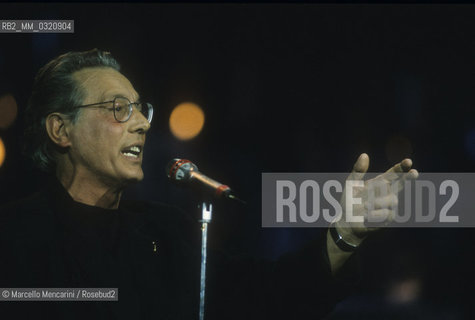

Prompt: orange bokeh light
xmin=0 ymin=94 xmax=18 ymax=129
xmin=169 ymin=102 xmax=205 ymax=141
xmin=0 ymin=137 xmax=5 ymax=168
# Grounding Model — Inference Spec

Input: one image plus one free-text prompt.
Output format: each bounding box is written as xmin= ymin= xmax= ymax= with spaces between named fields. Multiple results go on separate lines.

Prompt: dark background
xmin=0 ymin=3 xmax=474 ymax=319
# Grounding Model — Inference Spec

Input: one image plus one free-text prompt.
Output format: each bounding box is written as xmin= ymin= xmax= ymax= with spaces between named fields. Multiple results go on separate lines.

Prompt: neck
xmin=57 ymin=169 xmax=124 ymax=210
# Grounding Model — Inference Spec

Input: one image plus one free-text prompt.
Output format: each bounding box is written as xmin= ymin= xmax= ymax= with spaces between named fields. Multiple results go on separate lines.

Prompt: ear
xmin=45 ymin=113 xmax=72 ymax=148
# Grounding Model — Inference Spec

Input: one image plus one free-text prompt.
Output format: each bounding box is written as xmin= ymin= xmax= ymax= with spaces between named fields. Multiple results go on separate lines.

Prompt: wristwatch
xmin=329 ymin=223 xmax=359 ymax=252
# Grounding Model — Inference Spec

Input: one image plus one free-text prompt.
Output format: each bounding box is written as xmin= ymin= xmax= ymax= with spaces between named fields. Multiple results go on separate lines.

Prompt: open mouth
xmin=121 ymin=145 xmax=142 ymax=160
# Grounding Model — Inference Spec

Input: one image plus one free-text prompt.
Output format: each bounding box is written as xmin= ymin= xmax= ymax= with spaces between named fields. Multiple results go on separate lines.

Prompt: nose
xmin=128 ymin=105 xmax=151 ymax=134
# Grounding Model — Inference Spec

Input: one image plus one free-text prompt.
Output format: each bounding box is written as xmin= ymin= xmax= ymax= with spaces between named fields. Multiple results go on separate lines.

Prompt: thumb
xmin=347 ymin=153 xmax=369 ymax=181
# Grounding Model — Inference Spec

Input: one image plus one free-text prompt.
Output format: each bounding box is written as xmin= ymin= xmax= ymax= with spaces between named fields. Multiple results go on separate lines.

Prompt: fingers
xmin=406 ymin=168 xmax=419 ymax=180
xmin=397 ymin=168 xmax=419 ymax=186
xmin=400 ymin=158 xmax=413 ymax=172
xmin=368 ymin=159 xmax=418 ymax=198
xmin=341 ymin=155 xmax=417 ymax=237
xmin=347 ymin=153 xmax=369 ymax=182
xmin=387 ymin=168 xmax=419 ymax=193
xmin=388 ymin=158 xmax=412 ymax=173
xmin=378 ymin=158 xmax=415 ymax=182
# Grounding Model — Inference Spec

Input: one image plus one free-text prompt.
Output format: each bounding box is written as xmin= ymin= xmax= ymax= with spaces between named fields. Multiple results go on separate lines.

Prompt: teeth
xmin=122 ymin=152 xmax=138 ymax=158
xmin=121 ymin=145 xmax=142 ymax=159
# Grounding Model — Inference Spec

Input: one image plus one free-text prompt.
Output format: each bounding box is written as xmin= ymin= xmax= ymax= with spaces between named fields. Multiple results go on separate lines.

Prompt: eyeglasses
xmin=74 ymin=97 xmax=154 ymax=123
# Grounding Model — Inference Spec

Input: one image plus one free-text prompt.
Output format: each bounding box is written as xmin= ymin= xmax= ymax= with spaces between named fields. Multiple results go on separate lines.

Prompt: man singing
xmin=0 ymin=49 xmax=417 ymax=319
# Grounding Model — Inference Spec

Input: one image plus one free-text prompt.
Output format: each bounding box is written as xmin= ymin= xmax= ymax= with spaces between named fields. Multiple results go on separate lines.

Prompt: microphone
xmin=166 ymin=158 xmax=245 ymax=203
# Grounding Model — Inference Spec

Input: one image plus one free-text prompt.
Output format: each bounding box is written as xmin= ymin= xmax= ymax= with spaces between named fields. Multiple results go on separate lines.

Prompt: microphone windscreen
xmin=166 ymin=158 xmax=197 ymax=182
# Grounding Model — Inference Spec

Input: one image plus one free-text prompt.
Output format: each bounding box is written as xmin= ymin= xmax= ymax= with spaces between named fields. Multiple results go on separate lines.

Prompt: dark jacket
xmin=0 ymin=179 xmax=355 ymax=319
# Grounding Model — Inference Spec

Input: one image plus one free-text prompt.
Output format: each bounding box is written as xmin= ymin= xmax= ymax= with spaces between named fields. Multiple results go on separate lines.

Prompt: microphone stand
xmin=199 ymin=202 xmax=213 ymax=320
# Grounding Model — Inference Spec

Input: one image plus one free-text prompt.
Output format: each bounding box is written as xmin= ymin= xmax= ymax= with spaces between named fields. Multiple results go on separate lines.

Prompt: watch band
xmin=329 ymin=223 xmax=359 ymax=252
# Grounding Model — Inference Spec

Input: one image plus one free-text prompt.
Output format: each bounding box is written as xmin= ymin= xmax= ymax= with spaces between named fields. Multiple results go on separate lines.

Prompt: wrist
xmin=330 ymin=221 xmax=365 ymax=251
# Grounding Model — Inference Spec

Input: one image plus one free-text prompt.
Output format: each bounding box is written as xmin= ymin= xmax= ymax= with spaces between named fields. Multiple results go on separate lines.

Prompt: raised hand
xmin=334 ymin=153 xmax=419 ymax=247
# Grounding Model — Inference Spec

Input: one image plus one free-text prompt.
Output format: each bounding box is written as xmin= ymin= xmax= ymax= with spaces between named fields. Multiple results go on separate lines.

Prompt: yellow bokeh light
xmin=0 ymin=137 xmax=5 ymax=168
xmin=0 ymin=94 xmax=18 ymax=129
xmin=169 ymin=102 xmax=205 ymax=141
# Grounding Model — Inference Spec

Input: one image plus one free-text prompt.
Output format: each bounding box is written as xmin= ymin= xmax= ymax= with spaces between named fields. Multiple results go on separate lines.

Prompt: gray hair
xmin=24 ymin=49 xmax=121 ymax=172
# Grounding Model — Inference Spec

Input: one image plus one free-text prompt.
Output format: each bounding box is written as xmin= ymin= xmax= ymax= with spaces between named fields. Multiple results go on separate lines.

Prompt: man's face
xmin=66 ymin=67 xmax=150 ymax=187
